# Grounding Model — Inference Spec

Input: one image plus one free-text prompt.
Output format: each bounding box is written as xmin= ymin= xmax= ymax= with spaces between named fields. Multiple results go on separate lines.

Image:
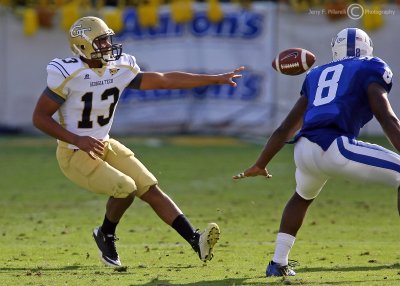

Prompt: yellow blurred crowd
xmin=0 ymin=0 xmax=397 ymax=36
xmin=0 ymin=0 xmax=254 ymax=36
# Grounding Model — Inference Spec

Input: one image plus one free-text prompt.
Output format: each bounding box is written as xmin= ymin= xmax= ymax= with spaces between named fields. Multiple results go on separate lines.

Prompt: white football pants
xmin=294 ymin=136 xmax=400 ymax=200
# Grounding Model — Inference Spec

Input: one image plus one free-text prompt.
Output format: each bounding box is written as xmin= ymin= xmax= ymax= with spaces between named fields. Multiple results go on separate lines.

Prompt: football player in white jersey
xmin=233 ymin=28 xmax=400 ymax=277
xmin=32 ymin=16 xmax=244 ymax=267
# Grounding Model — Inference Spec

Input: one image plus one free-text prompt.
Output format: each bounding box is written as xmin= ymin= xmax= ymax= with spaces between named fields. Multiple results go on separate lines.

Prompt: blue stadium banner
xmin=113 ymin=2 xmax=278 ymax=135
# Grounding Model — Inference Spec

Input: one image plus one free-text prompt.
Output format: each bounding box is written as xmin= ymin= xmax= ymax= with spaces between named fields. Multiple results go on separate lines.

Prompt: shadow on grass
xmin=299 ymin=262 xmax=400 ymax=273
xmin=283 ymin=263 xmax=400 ymax=285
xmin=0 ymin=265 xmax=93 ymax=272
xmin=0 ymin=266 xmax=267 ymax=285
xmin=315 ymin=280 xmax=400 ymax=286
xmin=139 ymin=278 xmax=267 ymax=286
xmin=2 ymin=264 xmax=400 ymax=285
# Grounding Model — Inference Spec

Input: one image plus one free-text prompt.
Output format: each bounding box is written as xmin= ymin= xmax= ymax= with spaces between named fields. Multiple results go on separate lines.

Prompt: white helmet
xmin=331 ymin=28 xmax=373 ymax=60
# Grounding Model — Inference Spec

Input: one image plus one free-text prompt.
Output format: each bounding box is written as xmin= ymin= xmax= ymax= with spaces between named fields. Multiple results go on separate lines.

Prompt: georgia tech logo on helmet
xmin=70 ymin=25 xmax=91 ymax=38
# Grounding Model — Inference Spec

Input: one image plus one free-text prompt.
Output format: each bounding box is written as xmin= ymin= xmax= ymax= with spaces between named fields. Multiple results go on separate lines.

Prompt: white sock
xmin=272 ymin=232 xmax=296 ymax=266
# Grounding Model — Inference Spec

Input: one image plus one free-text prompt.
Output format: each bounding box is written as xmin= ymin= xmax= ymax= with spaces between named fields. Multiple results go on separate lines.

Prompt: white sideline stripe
xmin=275 ymin=57 xmax=281 ymax=73
xmin=301 ymin=49 xmax=308 ymax=71
xmin=341 ymin=137 xmax=400 ymax=165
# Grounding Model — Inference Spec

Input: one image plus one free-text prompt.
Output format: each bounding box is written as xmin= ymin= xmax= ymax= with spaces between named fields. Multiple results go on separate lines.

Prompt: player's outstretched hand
xmin=74 ymin=136 xmax=105 ymax=159
xmin=232 ymin=164 xmax=272 ymax=180
xmin=218 ymin=66 xmax=245 ymax=87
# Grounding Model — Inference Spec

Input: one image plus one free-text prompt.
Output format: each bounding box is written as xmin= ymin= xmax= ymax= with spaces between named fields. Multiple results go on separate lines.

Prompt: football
xmin=272 ymin=48 xmax=316 ymax=76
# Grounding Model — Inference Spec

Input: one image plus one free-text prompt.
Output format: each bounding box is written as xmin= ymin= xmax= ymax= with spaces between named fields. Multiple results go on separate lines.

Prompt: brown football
xmin=272 ymin=48 xmax=316 ymax=76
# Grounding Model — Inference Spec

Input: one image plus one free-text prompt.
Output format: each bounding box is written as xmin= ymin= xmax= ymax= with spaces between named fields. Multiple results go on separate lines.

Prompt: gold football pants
xmin=56 ymin=138 xmax=158 ymax=198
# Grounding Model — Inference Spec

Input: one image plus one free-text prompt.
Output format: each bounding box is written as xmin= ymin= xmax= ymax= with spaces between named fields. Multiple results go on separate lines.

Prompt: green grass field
xmin=1 ymin=136 xmax=399 ymax=286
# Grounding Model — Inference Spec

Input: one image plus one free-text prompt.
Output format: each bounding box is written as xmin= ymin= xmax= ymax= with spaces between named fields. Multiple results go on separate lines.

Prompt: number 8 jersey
xmin=296 ymin=56 xmax=393 ymax=151
xmin=46 ymin=53 xmax=140 ymax=149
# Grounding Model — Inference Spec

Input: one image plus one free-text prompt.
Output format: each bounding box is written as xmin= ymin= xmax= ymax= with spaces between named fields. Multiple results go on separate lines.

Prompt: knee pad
xmin=112 ymin=176 xmax=137 ymax=198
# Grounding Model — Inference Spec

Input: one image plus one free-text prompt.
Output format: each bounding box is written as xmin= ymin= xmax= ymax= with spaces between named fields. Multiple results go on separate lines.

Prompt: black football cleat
xmin=92 ymin=227 xmax=121 ymax=267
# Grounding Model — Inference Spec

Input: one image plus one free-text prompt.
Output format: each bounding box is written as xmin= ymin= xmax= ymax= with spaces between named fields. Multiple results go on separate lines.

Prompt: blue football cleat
xmin=266 ymin=260 xmax=296 ymax=277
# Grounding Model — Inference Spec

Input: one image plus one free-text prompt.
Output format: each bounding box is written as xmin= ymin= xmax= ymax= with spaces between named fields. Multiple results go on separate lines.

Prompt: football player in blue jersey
xmin=233 ymin=27 xmax=400 ymax=277
xmin=32 ymin=16 xmax=244 ymax=268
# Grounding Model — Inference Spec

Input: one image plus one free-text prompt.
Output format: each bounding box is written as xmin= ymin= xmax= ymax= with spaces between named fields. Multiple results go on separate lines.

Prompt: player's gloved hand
xmin=217 ymin=66 xmax=245 ymax=87
xmin=232 ymin=164 xmax=272 ymax=180
xmin=74 ymin=136 xmax=105 ymax=160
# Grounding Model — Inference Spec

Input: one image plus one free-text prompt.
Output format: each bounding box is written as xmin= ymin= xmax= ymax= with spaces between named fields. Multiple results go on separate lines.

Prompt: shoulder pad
xmin=114 ymin=53 xmax=140 ymax=74
xmin=116 ymin=53 xmax=138 ymax=68
xmin=361 ymin=56 xmax=392 ymax=72
xmin=358 ymin=56 xmax=393 ymax=89
xmin=360 ymin=56 xmax=389 ymax=66
xmin=47 ymin=57 xmax=83 ymax=78
xmin=305 ymin=65 xmax=320 ymax=76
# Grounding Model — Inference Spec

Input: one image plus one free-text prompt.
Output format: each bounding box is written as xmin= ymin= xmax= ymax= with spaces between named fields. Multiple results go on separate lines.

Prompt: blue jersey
xmin=296 ymin=56 xmax=393 ymax=150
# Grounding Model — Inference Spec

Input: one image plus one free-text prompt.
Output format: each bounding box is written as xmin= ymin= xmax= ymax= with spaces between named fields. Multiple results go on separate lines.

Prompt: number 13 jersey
xmin=296 ymin=56 xmax=393 ymax=151
xmin=46 ymin=54 xmax=140 ymax=148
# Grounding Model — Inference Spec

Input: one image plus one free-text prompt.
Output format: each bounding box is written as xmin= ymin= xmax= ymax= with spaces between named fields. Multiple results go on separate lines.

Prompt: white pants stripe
xmin=294 ymin=136 xmax=400 ymax=200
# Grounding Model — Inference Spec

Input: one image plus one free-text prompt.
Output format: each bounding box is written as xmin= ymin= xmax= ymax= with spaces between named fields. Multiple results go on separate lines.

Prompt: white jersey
xmin=46 ymin=53 xmax=140 ymax=149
